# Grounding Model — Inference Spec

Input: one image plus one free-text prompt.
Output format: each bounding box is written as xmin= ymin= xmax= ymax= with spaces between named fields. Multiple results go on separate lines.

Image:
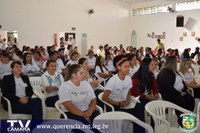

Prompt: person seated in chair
xmin=95 ymin=56 xmax=112 ymax=86
xmin=41 ymin=59 xmax=64 ymax=107
xmin=2 ymin=61 xmax=43 ymax=119
xmin=58 ymin=64 xmax=99 ymax=125
xmin=157 ymin=56 xmax=195 ymax=125
xmin=102 ymin=55 xmax=145 ymax=133
xmin=131 ymin=58 xmax=159 ymax=106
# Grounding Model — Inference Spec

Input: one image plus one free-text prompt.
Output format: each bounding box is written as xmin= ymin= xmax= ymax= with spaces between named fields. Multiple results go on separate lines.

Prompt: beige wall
xmin=0 ymin=0 xmax=131 ymax=52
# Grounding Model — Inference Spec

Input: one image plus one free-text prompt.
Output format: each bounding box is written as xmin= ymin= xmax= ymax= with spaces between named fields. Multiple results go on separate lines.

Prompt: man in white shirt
xmin=67 ymin=37 xmax=75 ymax=48
xmin=96 ymin=45 xmax=105 ymax=58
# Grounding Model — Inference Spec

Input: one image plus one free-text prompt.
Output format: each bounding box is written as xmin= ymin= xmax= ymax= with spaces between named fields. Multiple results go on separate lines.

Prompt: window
xmin=176 ymin=0 xmax=200 ymax=11
xmin=132 ymin=4 xmax=172 ymax=16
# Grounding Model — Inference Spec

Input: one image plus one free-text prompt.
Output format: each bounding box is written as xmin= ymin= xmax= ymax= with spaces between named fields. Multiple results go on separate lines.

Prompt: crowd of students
xmin=0 ymin=42 xmax=200 ymax=132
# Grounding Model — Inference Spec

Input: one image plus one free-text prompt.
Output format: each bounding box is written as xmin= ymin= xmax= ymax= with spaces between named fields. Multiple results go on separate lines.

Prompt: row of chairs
xmin=97 ymin=91 xmax=198 ymax=133
xmin=1 ymin=76 xmax=199 ymax=133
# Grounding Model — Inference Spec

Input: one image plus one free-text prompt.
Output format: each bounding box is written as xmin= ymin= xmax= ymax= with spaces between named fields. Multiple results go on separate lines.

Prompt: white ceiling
xmin=120 ymin=0 xmax=154 ymax=4
xmin=119 ymin=0 xmax=189 ymax=4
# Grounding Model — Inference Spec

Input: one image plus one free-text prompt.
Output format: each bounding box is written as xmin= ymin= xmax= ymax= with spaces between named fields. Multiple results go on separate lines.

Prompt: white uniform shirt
xmin=59 ymin=80 xmax=96 ymax=112
xmin=41 ymin=71 xmax=64 ymax=98
xmin=179 ymin=71 xmax=194 ymax=83
xmin=174 ymin=73 xmax=184 ymax=92
xmin=14 ymin=77 xmax=26 ymax=98
xmin=32 ymin=58 xmax=43 ymax=70
xmin=95 ymin=66 xmax=109 ymax=82
xmin=105 ymin=74 xmax=132 ymax=102
xmin=106 ymin=60 xmax=116 ymax=72
xmin=22 ymin=62 xmax=40 ymax=75
xmin=43 ymin=58 xmax=65 ymax=74
xmin=85 ymin=56 xmax=96 ymax=70
xmin=128 ymin=65 xmax=139 ymax=77
xmin=0 ymin=61 xmax=12 ymax=79
xmin=66 ymin=60 xmax=78 ymax=66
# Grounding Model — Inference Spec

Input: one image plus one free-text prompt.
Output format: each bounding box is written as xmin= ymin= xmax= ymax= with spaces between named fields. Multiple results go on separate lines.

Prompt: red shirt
xmin=131 ymin=76 xmax=159 ymax=99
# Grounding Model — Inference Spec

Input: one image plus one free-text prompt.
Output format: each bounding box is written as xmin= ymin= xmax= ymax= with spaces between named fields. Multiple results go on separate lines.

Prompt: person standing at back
xmin=154 ymin=39 xmax=165 ymax=55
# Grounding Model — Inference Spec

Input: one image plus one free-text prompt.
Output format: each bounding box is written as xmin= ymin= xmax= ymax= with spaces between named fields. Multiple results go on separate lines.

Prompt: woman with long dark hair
xmin=22 ymin=52 xmax=40 ymax=75
xmin=131 ymin=58 xmax=159 ymax=106
xmin=95 ymin=56 xmax=112 ymax=84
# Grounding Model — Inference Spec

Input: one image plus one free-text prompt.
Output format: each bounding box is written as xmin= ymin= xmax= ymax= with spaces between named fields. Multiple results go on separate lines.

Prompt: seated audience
xmin=157 ymin=56 xmax=194 ymax=124
xmin=2 ymin=61 xmax=43 ymax=119
xmin=179 ymin=59 xmax=200 ymax=98
xmin=32 ymin=51 xmax=43 ymax=72
xmin=95 ymin=56 xmax=112 ymax=85
xmin=102 ymin=55 xmax=145 ymax=133
xmin=43 ymin=50 xmax=65 ymax=74
xmin=58 ymin=64 xmax=99 ymax=125
xmin=41 ymin=60 xmax=64 ymax=107
xmin=66 ymin=51 xmax=79 ymax=66
xmin=131 ymin=58 xmax=159 ymax=106
xmin=78 ymin=57 xmax=104 ymax=109
xmin=105 ymin=52 xmax=116 ymax=73
xmin=22 ymin=52 xmax=41 ymax=76
xmin=85 ymin=50 xmax=96 ymax=72
xmin=152 ymin=58 xmax=160 ymax=78
xmin=126 ymin=54 xmax=139 ymax=77
xmin=0 ymin=52 xmax=13 ymax=87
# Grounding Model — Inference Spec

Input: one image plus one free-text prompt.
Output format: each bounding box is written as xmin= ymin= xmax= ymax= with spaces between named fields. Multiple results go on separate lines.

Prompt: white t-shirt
xmin=174 ymin=73 xmax=184 ymax=92
xmin=85 ymin=56 xmax=96 ymax=70
xmin=43 ymin=58 xmax=65 ymax=73
xmin=0 ymin=61 xmax=12 ymax=79
xmin=14 ymin=77 xmax=26 ymax=98
xmin=32 ymin=58 xmax=43 ymax=70
xmin=105 ymin=74 xmax=132 ymax=102
xmin=67 ymin=39 xmax=75 ymax=46
xmin=66 ymin=60 xmax=78 ymax=66
xmin=22 ymin=62 xmax=40 ymax=75
xmin=96 ymin=49 xmax=105 ymax=58
xmin=59 ymin=80 xmax=96 ymax=112
xmin=95 ymin=66 xmax=109 ymax=82
xmin=41 ymin=71 xmax=64 ymax=98
xmin=128 ymin=65 xmax=139 ymax=77
xmin=106 ymin=60 xmax=116 ymax=72
xmin=179 ymin=71 xmax=194 ymax=83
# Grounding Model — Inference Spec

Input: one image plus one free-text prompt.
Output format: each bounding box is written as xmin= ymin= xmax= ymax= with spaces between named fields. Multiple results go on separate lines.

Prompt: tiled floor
xmin=0 ymin=105 xmax=60 ymax=119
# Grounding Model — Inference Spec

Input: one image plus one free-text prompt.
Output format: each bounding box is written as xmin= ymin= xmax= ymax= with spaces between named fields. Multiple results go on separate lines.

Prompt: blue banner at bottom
xmin=0 ymin=119 xmax=114 ymax=133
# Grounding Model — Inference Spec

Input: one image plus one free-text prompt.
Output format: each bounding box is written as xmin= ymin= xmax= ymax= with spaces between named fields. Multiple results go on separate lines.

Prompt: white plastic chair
xmin=1 ymin=93 xmax=31 ymax=119
xmin=29 ymin=77 xmax=42 ymax=89
xmin=98 ymin=92 xmax=115 ymax=112
xmin=197 ymin=101 xmax=200 ymax=130
xmin=145 ymin=100 xmax=192 ymax=133
xmin=55 ymin=100 xmax=103 ymax=119
xmin=94 ymin=111 xmax=154 ymax=133
xmin=29 ymin=77 xmax=57 ymax=119
xmin=54 ymin=100 xmax=68 ymax=119
xmin=98 ymin=92 xmax=138 ymax=112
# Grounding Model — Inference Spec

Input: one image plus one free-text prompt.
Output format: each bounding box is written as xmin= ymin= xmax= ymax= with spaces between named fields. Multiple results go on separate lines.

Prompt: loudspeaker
xmin=185 ymin=17 xmax=197 ymax=31
xmin=176 ymin=15 xmax=184 ymax=27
